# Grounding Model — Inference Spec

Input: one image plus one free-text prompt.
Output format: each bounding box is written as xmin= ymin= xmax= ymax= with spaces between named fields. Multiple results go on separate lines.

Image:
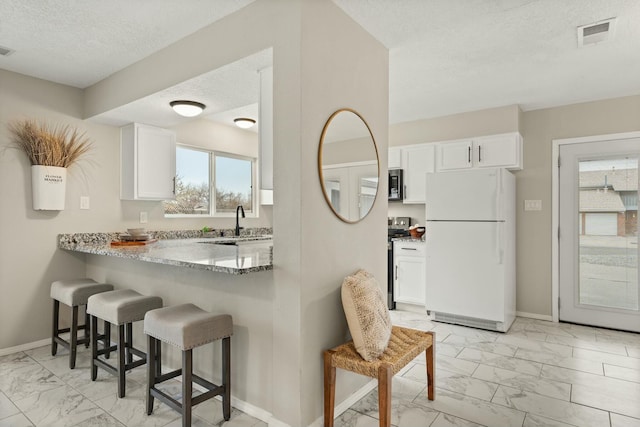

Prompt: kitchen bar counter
xmin=58 ymin=231 xmax=273 ymax=275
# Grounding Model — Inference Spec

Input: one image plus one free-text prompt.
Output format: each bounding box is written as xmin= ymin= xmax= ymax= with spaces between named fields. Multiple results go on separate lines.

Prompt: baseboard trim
xmin=0 ymin=338 xmax=50 ymax=356
xmin=308 ymin=379 xmax=377 ymax=427
xmin=516 ymin=311 xmax=554 ymax=322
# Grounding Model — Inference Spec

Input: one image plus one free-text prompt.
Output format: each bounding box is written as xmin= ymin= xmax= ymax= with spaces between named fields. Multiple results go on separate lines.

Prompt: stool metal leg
xmin=182 ymin=349 xmax=193 ymax=427
xmin=91 ymin=315 xmax=98 ymax=381
xmin=117 ymin=324 xmax=126 ymax=398
xmin=147 ymin=335 xmax=156 ymax=415
xmin=104 ymin=321 xmax=111 ymax=359
xmin=222 ymin=337 xmax=231 ymax=421
xmin=125 ymin=323 xmax=133 ymax=365
xmin=70 ymin=305 xmax=79 ymax=369
xmin=51 ymin=300 xmax=60 ymax=356
xmin=84 ymin=312 xmax=90 ymax=348
xmin=155 ymin=338 xmax=162 ymax=378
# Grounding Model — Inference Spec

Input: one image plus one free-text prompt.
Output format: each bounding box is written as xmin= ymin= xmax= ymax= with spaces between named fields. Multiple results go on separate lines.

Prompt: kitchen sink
xmin=199 ymin=238 xmax=273 ymax=247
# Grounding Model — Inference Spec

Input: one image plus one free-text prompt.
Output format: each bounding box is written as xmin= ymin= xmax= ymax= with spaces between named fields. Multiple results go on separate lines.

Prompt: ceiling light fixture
xmin=170 ymin=100 xmax=206 ymax=117
xmin=234 ymin=118 xmax=256 ymax=129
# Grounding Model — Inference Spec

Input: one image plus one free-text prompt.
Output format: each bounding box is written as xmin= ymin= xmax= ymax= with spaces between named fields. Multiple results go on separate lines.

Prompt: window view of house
xmin=164 ymin=146 xmax=254 ymax=216
xmin=578 ymin=157 xmax=638 ymax=310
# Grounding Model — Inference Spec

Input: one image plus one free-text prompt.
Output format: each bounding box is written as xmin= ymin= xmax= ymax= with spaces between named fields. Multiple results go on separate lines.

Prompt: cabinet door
xmin=402 ymin=144 xmax=435 ymax=203
xmin=436 ymin=140 xmax=473 ymax=171
xmin=394 ymin=255 xmax=426 ymax=305
xmin=136 ymin=125 xmax=176 ymax=199
xmin=474 ymin=133 xmax=522 ymax=169
xmin=388 ymin=147 xmax=402 ymax=169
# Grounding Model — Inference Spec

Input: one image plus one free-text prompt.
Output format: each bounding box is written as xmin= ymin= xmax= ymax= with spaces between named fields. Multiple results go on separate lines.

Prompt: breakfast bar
xmin=58 ymin=231 xmax=273 ymax=274
xmin=56 ymin=229 xmax=276 ymax=418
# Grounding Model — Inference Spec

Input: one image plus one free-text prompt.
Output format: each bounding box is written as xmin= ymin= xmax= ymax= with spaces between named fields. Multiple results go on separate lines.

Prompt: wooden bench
xmin=323 ymin=326 xmax=435 ymax=427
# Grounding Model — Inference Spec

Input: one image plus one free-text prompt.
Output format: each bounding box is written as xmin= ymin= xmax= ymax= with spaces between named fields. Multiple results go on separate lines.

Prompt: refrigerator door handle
xmin=495 ymin=168 xmax=502 ymax=220
xmin=496 ymin=221 xmax=504 ymax=264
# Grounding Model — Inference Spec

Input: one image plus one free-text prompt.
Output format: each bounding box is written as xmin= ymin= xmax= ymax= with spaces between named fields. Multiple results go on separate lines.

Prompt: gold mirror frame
xmin=318 ymin=108 xmax=380 ymax=223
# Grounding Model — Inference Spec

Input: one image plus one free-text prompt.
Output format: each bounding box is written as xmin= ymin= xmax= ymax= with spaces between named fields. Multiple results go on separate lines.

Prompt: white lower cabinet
xmin=393 ymin=241 xmax=426 ymax=306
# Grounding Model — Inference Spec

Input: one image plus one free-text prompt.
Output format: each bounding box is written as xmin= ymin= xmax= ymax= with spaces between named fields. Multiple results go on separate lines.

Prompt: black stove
xmin=387 ymin=218 xmax=411 ymax=310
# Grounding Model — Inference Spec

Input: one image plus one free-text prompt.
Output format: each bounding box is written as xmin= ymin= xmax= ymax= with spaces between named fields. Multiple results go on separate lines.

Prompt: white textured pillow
xmin=341 ymin=269 xmax=392 ymax=361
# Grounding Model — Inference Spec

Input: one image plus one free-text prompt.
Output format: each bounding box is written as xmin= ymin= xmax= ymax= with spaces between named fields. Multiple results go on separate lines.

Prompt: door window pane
xmin=578 ymin=157 xmax=638 ymax=310
xmin=215 ymin=155 xmax=253 ymax=213
xmin=164 ymin=146 xmax=210 ymax=215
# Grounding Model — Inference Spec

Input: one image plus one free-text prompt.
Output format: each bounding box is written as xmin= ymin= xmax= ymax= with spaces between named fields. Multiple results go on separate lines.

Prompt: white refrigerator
xmin=425 ymin=168 xmax=516 ymax=332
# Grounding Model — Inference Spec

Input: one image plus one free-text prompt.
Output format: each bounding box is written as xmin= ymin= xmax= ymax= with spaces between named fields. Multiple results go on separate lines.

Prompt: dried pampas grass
xmin=8 ymin=119 xmax=92 ymax=167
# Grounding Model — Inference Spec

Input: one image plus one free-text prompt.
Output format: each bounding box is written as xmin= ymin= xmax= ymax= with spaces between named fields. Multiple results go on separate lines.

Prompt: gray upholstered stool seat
xmin=51 ymin=279 xmax=114 ymax=307
xmin=144 ymin=303 xmax=233 ymax=350
xmin=50 ymin=278 xmax=114 ymax=369
xmin=88 ymin=289 xmax=162 ymax=326
xmin=87 ymin=289 xmax=163 ymax=398
xmin=144 ymin=304 xmax=232 ymax=427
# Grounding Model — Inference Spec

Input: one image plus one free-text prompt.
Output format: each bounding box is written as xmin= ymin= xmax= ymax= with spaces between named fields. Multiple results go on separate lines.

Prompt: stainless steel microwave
xmin=388 ymin=169 xmax=403 ymax=201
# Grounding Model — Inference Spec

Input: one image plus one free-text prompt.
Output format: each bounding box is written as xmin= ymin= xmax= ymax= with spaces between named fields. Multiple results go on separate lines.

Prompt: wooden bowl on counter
xmin=409 ymin=227 xmax=425 ymax=239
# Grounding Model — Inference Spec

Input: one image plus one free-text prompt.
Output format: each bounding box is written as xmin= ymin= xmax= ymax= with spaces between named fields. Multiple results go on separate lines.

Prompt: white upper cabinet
xmin=402 ymin=144 xmax=435 ymax=204
xmin=121 ymin=123 xmax=176 ymax=200
xmin=435 ymin=139 xmax=474 ymax=171
xmin=388 ymin=147 xmax=402 ymax=169
xmin=436 ymin=132 xmax=522 ymax=172
xmin=473 ymin=132 xmax=523 ymax=169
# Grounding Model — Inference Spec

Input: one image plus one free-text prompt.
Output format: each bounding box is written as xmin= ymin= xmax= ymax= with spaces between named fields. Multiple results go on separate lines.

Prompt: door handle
xmin=478 ymin=145 xmax=482 ymax=162
xmin=468 ymin=146 xmax=471 ymax=163
xmin=395 ymin=265 xmax=398 ymax=280
xmin=172 ymin=176 xmax=176 ymax=194
xmin=401 ymin=248 xmax=417 ymax=251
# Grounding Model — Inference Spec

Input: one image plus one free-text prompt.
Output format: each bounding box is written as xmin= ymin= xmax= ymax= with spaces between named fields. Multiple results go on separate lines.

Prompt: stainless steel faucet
xmin=235 ymin=205 xmax=245 ymax=236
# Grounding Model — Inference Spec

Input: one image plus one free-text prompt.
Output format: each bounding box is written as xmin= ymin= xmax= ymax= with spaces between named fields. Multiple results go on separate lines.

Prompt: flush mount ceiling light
xmin=170 ymin=100 xmax=206 ymax=117
xmin=234 ymin=118 xmax=256 ymax=129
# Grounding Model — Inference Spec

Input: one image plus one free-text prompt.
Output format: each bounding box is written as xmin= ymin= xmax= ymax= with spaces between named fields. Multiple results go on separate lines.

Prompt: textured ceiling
xmin=0 ymin=0 xmax=255 ymax=88
xmin=334 ymin=0 xmax=640 ymax=123
xmin=2 ymin=0 xmax=640 ymax=127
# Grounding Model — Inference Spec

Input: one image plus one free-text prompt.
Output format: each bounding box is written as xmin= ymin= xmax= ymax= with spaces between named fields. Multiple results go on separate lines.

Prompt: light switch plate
xmin=80 ymin=196 xmax=90 ymax=210
xmin=140 ymin=211 xmax=148 ymax=223
xmin=524 ymin=200 xmax=542 ymax=211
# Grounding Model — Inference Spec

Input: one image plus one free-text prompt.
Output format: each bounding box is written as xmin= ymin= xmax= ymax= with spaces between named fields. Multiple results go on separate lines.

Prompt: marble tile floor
xmin=1 ymin=312 xmax=640 ymax=427
xmin=336 ymin=311 xmax=640 ymax=427
xmin=0 ymin=342 xmax=265 ymax=427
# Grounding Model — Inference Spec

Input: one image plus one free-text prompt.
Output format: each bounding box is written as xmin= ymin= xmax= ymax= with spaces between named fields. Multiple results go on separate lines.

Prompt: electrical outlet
xmin=524 ymin=200 xmax=542 ymax=211
xmin=140 ymin=211 xmax=148 ymax=223
xmin=80 ymin=196 xmax=90 ymax=210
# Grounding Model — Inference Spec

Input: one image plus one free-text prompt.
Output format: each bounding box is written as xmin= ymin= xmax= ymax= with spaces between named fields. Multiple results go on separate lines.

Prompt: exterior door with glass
xmin=559 ymin=138 xmax=640 ymax=332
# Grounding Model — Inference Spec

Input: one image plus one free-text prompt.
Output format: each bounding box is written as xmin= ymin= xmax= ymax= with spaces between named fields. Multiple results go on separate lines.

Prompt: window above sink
xmin=164 ymin=144 xmax=257 ymax=218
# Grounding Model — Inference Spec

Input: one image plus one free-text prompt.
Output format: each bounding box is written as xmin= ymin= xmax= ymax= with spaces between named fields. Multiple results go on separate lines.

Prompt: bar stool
xmin=50 ymin=278 xmax=114 ymax=369
xmin=144 ymin=304 xmax=232 ymax=427
xmin=87 ymin=289 xmax=163 ymax=398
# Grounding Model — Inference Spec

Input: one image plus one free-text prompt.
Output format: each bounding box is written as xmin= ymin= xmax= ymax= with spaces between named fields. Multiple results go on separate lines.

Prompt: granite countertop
xmin=58 ymin=229 xmax=273 ymax=275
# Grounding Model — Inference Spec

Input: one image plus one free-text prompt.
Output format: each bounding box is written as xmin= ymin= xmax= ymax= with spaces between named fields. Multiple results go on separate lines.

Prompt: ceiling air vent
xmin=577 ymin=18 xmax=616 ymax=47
xmin=0 ymin=45 xmax=14 ymax=56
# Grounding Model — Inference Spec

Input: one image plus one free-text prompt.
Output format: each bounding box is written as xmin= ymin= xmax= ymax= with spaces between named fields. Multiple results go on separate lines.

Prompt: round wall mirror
xmin=318 ymin=108 xmax=380 ymax=223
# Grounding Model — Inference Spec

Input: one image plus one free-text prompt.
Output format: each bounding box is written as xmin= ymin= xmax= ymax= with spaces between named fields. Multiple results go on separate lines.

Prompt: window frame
xmin=164 ymin=144 xmax=257 ymax=218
